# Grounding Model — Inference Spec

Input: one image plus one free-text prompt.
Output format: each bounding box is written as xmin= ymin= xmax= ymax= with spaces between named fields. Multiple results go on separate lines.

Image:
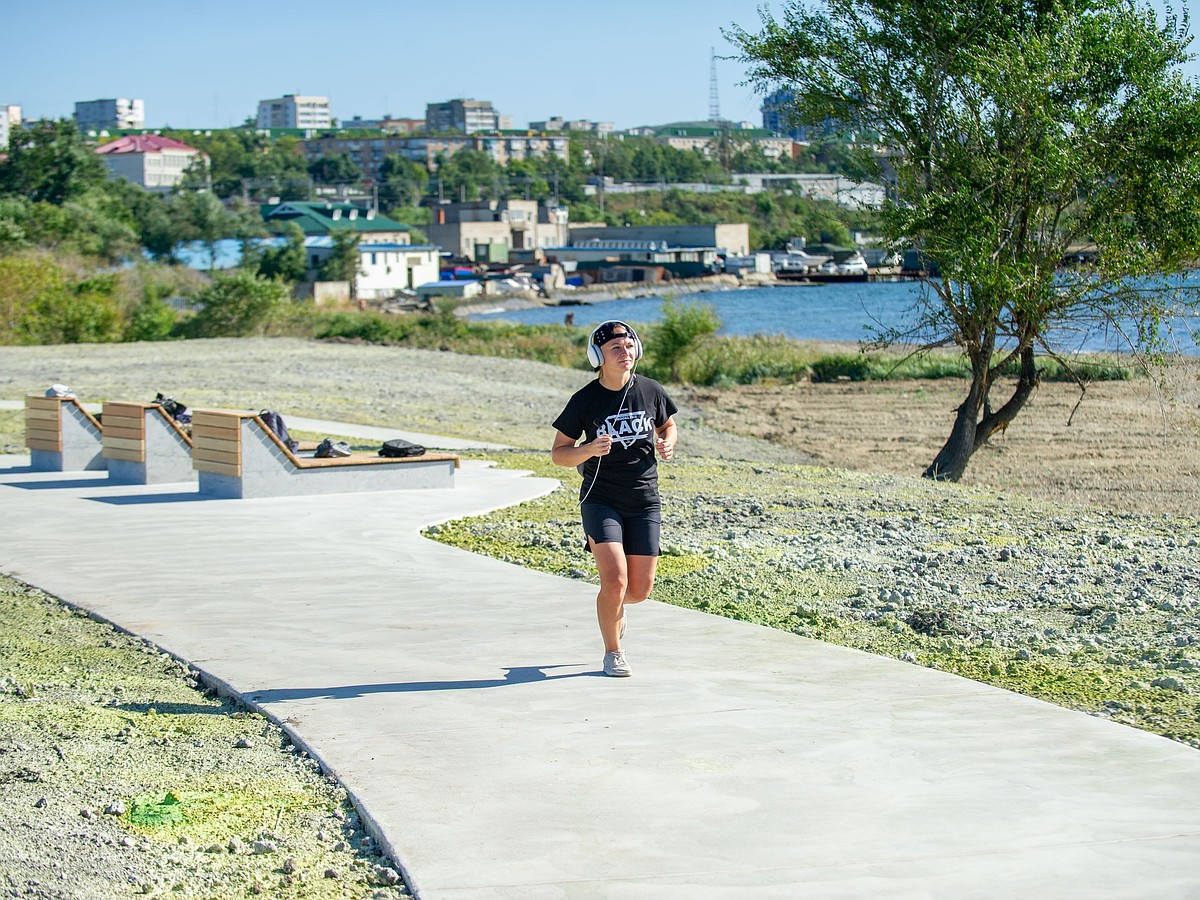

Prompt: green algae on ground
xmin=0 ymin=576 xmax=410 ymax=898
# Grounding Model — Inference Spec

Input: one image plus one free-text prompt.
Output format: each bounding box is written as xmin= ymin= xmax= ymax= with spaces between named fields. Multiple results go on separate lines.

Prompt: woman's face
xmin=600 ymin=331 xmax=637 ymax=369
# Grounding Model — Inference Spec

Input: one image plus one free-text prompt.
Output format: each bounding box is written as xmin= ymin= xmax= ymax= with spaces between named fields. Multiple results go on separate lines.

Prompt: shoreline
xmin=454 ymin=273 xmax=750 ymax=317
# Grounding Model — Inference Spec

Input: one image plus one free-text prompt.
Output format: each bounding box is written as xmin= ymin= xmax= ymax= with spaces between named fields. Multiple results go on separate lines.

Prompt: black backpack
xmin=379 ymin=438 xmax=426 ymax=458
xmin=153 ymin=393 xmax=191 ymax=424
xmin=259 ymin=409 xmax=298 ymax=452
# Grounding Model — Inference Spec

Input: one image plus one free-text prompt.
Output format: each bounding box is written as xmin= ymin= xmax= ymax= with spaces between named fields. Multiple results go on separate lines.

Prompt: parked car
xmin=837 ymin=253 xmax=869 ymax=275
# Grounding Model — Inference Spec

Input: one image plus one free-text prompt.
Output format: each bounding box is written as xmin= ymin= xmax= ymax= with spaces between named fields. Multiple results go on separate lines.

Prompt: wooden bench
xmin=190 ymin=408 xmax=460 ymax=499
xmin=101 ymin=401 xmax=196 ymax=485
xmin=25 ymin=394 xmax=106 ymax=472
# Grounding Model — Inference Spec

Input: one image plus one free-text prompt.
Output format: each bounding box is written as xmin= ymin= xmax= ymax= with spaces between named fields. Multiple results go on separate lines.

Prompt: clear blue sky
xmin=4 ymin=0 xmax=1198 ymax=131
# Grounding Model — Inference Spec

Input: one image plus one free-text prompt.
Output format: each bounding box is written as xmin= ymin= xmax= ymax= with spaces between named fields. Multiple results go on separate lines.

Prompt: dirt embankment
xmin=682 ymin=371 xmax=1200 ymax=518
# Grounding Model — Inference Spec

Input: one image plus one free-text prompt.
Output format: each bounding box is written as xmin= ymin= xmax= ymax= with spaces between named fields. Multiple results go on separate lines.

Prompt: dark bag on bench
xmin=259 ymin=409 xmax=299 ymax=452
xmin=315 ymin=438 xmax=352 ymax=458
xmin=379 ymin=438 xmax=426 ymax=458
xmin=152 ymin=393 xmax=191 ymax=424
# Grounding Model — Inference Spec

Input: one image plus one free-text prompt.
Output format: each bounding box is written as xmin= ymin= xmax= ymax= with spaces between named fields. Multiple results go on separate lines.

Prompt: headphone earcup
xmin=586 ymin=342 xmax=603 ymax=367
xmin=632 ymin=336 xmax=643 ymax=360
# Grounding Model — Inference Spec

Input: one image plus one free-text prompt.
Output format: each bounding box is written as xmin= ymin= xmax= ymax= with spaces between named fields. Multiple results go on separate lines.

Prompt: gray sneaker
xmin=603 ymin=649 xmax=631 ymax=677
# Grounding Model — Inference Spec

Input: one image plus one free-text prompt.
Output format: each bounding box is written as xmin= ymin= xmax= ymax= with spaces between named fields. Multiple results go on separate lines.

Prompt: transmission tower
xmin=708 ymin=47 xmax=722 ymax=122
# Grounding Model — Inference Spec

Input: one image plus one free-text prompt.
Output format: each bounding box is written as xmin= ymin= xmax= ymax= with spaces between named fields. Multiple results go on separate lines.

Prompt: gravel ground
xmin=0 ymin=577 xmax=407 ymax=900
xmin=1 ymin=337 xmax=1198 ymax=898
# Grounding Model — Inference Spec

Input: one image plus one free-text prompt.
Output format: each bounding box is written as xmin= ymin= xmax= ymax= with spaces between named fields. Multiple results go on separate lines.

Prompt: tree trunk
xmin=923 ymin=345 xmax=1041 ymax=482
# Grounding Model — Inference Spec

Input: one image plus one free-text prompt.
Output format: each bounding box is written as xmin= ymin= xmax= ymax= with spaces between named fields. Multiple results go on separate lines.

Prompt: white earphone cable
xmin=579 ymin=365 xmax=636 ymax=507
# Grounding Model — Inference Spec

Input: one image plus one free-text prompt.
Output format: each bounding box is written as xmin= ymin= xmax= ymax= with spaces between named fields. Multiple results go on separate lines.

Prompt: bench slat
xmin=193 ymin=457 xmax=240 ymax=477
xmin=104 ymin=401 xmax=152 ymax=415
xmin=193 ymin=446 xmax=240 ymax=467
xmin=193 ymin=435 xmax=240 ymax=454
xmin=24 ymin=396 xmax=62 ymax=412
xmin=24 ymin=407 xmax=60 ymax=423
xmin=192 ymin=409 xmax=253 ymax=427
xmin=103 ymin=436 xmax=145 ymax=452
xmin=103 ymin=422 xmax=144 ymax=440
xmin=104 ymin=447 xmax=144 ymax=462
xmin=26 ymin=437 xmax=62 ymax=452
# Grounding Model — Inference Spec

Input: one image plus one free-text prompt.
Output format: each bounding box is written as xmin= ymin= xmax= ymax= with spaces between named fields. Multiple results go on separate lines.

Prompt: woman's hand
xmin=656 ymin=435 xmax=675 ymax=461
xmin=590 ymin=433 xmax=614 ymax=457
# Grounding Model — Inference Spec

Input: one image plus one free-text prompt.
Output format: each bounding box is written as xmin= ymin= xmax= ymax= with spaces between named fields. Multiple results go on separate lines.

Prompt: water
xmin=470 ymin=281 xmax=1200 ymax=355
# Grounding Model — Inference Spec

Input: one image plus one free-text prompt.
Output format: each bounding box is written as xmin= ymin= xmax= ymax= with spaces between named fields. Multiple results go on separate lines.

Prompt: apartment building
xmin=530 ymin=116 xmax=615 ymax=136
xmin=257 ymin=95 xmax=332 ymax=130
xmin=300 ymin=133 xmax=569 ymax=181
xmin=658 ymin=124 xmax=793 ymax=162
xmin=426 ymin=199 xmax=569 ymax=261
xmin=94 ymin=134 xmax=205 ymax=192
xmin=74 ymin=98 xmax=144 ymax=131
xmin=425 ymin=99 xmax=506 ymax=134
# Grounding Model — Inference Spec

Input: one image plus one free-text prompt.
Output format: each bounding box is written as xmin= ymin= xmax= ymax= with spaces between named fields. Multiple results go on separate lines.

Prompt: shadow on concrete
xmin=251 ymin=665 xmax=599 ymax=702
xmin=6 ymin=476 xmax=109 ymax=490
xmin=88 ymin=492 xmax=206 ymax=506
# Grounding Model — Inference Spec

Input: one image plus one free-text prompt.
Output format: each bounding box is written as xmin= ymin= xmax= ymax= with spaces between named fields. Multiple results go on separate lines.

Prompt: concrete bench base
xmin=192 ymin=409 xmax=459 ymax=499
xmin=25 ymin=395 xmax=106 ymax=472
xmin=102 ymin=401 xmax=195 ymax=485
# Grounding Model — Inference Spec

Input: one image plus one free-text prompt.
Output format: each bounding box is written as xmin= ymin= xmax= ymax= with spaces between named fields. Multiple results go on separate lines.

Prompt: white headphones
xmin=586 ymin=320 xmax=643 ymax=368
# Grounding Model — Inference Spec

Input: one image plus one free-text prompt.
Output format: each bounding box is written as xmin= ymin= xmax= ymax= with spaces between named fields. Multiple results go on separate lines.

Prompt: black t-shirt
xmin=553 ymin=374 xmax=678 ymax=508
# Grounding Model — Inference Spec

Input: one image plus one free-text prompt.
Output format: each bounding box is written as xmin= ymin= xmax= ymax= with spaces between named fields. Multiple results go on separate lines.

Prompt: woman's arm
xmin=551 ymin=429 xmax=613 ymax=468
xmin=655 ymin=417 xmax=677 ymax=462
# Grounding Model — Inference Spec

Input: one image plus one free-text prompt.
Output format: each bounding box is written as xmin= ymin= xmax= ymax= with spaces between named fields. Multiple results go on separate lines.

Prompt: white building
xmin=75 ymin=98 xmax=144 ymax=131
xmin=0 ymin=105 xmax=20 ymax=149
xmin=302 ymin=236 xmax=441 ymax=300
xmin=257 ymin=95 xmax=332 ymax=130
xmin=353 ymin=242 xmax=441 ymax=298
xmin=94 ymin=134 xmax=205 ymax=192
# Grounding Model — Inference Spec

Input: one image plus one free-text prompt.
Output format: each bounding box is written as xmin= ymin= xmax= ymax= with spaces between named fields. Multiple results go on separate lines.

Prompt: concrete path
xmin=2 ymin=452 xmax=1200 ymax=899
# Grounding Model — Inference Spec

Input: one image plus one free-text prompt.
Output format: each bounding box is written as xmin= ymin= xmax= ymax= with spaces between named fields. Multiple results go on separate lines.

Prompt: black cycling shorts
xmin=581 ymin=501 xmax=662 ymax=557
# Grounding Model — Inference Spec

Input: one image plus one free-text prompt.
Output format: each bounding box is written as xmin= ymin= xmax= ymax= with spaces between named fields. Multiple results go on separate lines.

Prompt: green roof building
xmin=261 ymin=202 xmax=413 ymax=243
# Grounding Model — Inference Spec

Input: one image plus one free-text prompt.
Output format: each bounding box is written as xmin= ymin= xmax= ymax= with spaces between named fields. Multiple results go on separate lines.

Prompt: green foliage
xmin=310 ymin=310 xmax=584 ymax=367
xmin=166 ymin=129 xmax=310 ymax=200
xmin=433 ymin=148 xmax=503 ymax=201
xmin=643 ymin=299 xmax=721 ymax=382
xmin=182 ymin=271 xmax=294 ymax=338
xmin=251 ymin=222 xmax=307 ymax=282
xmin=124 ymin=295 xmax=179 ymax=342
xmin=0 ymin=119 xmax=108 ymax=205
xmin=0 ymin=252 xmax=123 ymax=345
xmin=307 ymin=153 xmax=361 ymax=186
xmin=378 ymin=155 xmax=429 ymax=209
xmin=316 ymin=232 xmax=361 ymax=284
xmin=571 ymin=186 xmax=872 ymax=249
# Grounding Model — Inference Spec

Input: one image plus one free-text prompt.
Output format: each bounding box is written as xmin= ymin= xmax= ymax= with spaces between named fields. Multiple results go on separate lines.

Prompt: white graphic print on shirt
xmin=598 ymin=410 xmax=655 ymax=448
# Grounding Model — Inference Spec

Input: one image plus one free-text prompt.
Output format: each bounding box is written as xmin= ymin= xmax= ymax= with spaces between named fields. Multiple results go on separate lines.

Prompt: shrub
xmin=182 ymin=271 xmax=294 ymax=338
xmin=645 ymin=298 xmax=721 ymax=382
xmin=0 ymin=252 xmax=123 ymax=345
